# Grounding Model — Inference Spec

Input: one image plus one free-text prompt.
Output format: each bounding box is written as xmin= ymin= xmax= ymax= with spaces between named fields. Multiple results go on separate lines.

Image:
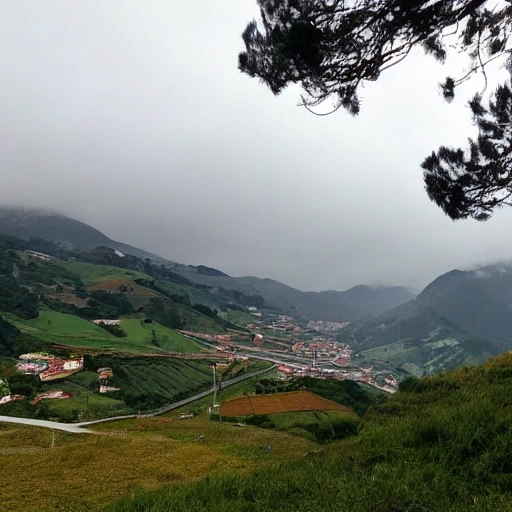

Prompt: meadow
xmin=2 ymin=310 xmax=202 ymax=354
xmin=0 ymin=403 xmax=317 ymax=512
xmin=57 ymin=261 xmax=150 ymax=286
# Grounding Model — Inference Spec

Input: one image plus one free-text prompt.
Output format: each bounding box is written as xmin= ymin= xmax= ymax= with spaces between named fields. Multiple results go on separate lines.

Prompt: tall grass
xmin=105 ymin=353 xmax=512 ymax=512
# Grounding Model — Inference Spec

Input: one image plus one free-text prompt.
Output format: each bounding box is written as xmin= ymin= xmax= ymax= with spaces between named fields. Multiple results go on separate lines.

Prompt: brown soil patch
xmin=87 ymin=278 xmax=160 ymax=298
xmin=45 ymin=284 xmax=88 ymax=307
xmin=219 ymin=390 xmax=354 ymax=417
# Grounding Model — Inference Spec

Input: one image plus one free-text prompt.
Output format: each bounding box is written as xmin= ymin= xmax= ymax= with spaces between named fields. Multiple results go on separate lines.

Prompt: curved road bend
xmin=0 ymin=365 xmax=276 ymax=433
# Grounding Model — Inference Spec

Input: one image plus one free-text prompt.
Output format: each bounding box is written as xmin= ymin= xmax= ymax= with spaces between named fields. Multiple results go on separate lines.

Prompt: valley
xmin=2 ymin=210 xmax=512 ymax=511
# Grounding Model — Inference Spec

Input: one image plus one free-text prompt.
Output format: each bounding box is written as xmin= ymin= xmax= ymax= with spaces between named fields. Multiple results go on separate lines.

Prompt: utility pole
xmin=212 ymin=363 xmax=217 ymax=412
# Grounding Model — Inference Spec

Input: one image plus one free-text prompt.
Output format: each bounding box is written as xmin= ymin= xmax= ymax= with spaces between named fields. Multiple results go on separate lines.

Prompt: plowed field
xmin=220 ymin=390 xmax=354 ymax=417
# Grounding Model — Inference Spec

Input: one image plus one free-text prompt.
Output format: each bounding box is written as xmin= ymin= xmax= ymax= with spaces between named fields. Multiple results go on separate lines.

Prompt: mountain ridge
xmin=339 ymin=263 xmax=512 ymax=375
xmin=0 ymin=206 xmax=414 ymax=322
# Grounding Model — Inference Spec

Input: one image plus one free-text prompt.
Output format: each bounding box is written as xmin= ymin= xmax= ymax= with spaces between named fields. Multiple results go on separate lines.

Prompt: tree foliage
xmin=423 ymin=80 xmax=512 ymax=220
xmin=240 ymin=0 xmax=512 ymax=220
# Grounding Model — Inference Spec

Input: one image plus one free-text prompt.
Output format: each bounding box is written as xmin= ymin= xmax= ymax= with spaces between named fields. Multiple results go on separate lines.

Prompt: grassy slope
xmin=119 ymin=319 xmax=202 ymax=353
xmin=226 ymin=310 xmax=257 ymax=327
xmin=267 ymin=409 xmax=355 ymax=430
xmin=64 ymin=264 xmax=227 ymax=333
xmin=104 ymin=358 xmax=213 ymax=403
xmin=103 ymin=352 xmax=512 ymax=512
xmin=1 ymin=405 xmax=317 ymax=512
xmin=4 ymin=309 xmax=117 ymax=346
xmin=57 ymin=261 xmax=151 ymax=286
xmin=39 ymin=376 xmax=128 ymax=421
xmin=3 ymin=310 xmax=202 ymax=353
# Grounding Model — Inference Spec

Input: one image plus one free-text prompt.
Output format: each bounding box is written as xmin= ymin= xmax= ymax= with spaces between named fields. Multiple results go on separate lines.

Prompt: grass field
xmin=0 ymin=402 xmax=317 ymax=512
xmin=58 ymin=261 xmax=150 ymax=286
xmin=3 ymin=310 xmax=203 ymax=354
xmin=267 ymin=409 xmax=354 ymax=430
xmin=4 ymin=309 xmax=117 ymax=346
xmin=118 ymin=319 xmax=202 ymax=353
xmin=226 ymin=310 xmax=257 ymax=327
xmin=87 ymin=278 xmax=157 ymax=296
xmin=87 ymin=277 xmax=162 ymax=309
xmin=38 ymin=376 xmax=129 ymax=421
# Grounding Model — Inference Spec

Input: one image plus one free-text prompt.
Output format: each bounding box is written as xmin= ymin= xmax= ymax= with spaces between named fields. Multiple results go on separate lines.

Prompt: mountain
xmin=0 ymin=207 xmax=414 ymax=322
xmin=236 ymin=277 xmax=414 ymax=321
xmin=339 ymin=264 xmax=512 ymax=375
xmin=0 ymin=207 xmax=169 ymax=263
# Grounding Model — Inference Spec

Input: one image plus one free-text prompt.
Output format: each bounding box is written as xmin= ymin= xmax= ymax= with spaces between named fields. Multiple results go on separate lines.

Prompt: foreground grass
xmin=104 ymin=353 xmax=512 ymax=512
xmin=1 ymin=413 xmax=317 ymax=512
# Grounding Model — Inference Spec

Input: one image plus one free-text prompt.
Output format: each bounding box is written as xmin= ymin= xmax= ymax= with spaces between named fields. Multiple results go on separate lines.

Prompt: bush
xmin=8 ymin=373 xmax=40 ymax=398
xmin=245 ymin=414 xmax=274 ymax=429
xmin=97 ymin=322 xmax=127 ymax=338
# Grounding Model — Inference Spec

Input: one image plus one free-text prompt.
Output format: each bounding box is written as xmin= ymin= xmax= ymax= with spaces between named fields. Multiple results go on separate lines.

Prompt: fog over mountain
xmin=1 ymin=1 xmax=511 ymax=292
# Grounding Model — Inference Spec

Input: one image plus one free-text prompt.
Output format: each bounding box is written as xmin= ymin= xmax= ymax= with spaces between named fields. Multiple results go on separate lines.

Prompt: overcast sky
xmin=1 ymin=1 xmax=511 ymax=292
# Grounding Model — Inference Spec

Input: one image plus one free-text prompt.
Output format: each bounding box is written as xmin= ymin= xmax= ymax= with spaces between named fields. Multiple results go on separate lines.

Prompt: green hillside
xmin=85 ymin=355 xmax=214 ymax=410
xmin=338 ymin=266 xmax=512 ymax=375
xmin=118 ymin=319 xmax=202 ymax=353
xmin=104 ymin=352 xmax=512 ymax=512
xmin=4 ymin=310 xmax=117 ymax=346
xmin=3 ymin=310 xmax=201 ymax=354
xmin=58 ymin=260 xmax=151 ymax=286
xmin=0 ymin=209 xmax=418 ymax=323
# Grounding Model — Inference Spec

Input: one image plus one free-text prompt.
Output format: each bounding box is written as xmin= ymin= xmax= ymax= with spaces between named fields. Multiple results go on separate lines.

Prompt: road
xmin=80 ymin=364 xmax=276 ymax=426
xmin=0 ymin=415 xmax=93 ymax=433
xmin=0 ymin=365 xmax=276 ymax=433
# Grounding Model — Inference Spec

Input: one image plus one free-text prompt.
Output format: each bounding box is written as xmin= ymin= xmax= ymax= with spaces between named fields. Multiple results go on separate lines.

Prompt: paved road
xmin=0 ymin=365 xmax=276 ymax=432
xmin=0 ymin=415 xmax=92 ymax=433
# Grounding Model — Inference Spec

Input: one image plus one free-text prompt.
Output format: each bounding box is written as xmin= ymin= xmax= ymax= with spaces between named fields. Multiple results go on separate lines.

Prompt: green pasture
xmin=58 ymin=261 xmax=150 ymax=286
xmin=2 ymin=310 xmax=203 ymax=354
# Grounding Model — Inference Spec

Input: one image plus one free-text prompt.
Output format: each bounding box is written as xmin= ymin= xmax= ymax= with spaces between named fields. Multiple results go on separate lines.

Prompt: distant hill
xmin=0 ymin=207 xmax=414 ymax=322
xmin=339 ymin=264 xmax=512 ymax=375
xmin=0 ymin=207 xmax=169 ymax=263
xmin=237 ymin=277 xmax=414 ymax=321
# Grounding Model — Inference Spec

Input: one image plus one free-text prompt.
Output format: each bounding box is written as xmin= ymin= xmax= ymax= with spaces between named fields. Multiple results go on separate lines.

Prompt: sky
xmin=0 ymin=1 xmax=511 ymax=293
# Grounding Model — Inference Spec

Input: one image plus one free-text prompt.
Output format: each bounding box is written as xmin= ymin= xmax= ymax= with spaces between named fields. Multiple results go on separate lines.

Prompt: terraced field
xmin=110 ymin=358 xmax=214 ymax=402
xmin=219 ymin=390 xmax=354 ymax=417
